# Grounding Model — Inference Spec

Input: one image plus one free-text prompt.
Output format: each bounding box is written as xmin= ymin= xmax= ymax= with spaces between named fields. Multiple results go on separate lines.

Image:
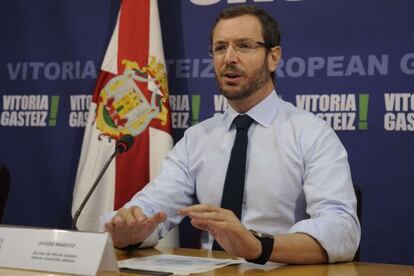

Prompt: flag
xmin=72 ymin=0 xmax=175 ymax=245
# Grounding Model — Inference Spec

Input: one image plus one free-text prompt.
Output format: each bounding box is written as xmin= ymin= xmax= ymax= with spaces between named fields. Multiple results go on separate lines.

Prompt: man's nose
xmin=223 ymin=45 xmax=238 ymax=64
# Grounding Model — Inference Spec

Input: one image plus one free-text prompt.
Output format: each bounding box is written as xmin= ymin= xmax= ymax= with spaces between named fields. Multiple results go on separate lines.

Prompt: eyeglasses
xmin=208 ymin=40 xmax=268 ymax=58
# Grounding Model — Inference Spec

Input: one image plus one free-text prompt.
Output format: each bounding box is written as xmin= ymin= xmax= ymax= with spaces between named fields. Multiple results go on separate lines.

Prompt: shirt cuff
xmin=288 ymin=217 xmax=359 ymax=263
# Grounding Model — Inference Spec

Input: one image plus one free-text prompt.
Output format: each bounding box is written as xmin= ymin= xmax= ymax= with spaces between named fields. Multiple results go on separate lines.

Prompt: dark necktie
xmin=212 ymin=114 xmax=254 ymax=251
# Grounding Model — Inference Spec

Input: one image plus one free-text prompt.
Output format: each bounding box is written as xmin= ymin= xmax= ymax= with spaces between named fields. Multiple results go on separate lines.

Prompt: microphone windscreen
xmin=116 ymin=134 xmax=135 ymax=153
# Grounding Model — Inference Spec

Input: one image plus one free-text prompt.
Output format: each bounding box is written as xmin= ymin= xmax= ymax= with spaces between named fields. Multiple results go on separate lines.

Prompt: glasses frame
xmin=208 ymin=40 xmax=269 ymax=58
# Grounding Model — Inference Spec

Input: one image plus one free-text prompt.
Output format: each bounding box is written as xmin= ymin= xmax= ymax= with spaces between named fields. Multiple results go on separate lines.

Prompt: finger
xmin=111 ymin=213 xmax=127 ymax=227
xmin=179 ymin=204 xmax=223 ymax=215
xmin=116 ymin=208 xmax=136 ymax=227
xmin=104 ymin=222 xmax=114 ymax=233
xmin=190 ymin=219 xmax=209 ymax=231
xmin=211 ymin=219 xmax=235 ymax=230
xmin=143 ymin=212 xmax=167 ymax=231
xmin=187 ymin=211 xmax=230 ymax=222
xmin=153 ymin=211 xmax=167 ymax=223
xmin=195 ymin=219 xmax=234 ymax=234
xmin=191 ymin=219 xmax=223 ymax=239
xmin=130 ymin=206 xmax=147 ymax=223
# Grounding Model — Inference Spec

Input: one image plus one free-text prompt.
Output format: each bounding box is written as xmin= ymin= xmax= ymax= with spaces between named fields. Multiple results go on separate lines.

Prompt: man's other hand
xmin=179 ymin=204 xmax=261 ymax=259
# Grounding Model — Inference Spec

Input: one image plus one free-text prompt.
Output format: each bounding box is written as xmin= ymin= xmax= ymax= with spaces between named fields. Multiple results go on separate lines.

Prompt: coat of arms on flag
xmin=96 ymin=58 xmax=169 ymax=138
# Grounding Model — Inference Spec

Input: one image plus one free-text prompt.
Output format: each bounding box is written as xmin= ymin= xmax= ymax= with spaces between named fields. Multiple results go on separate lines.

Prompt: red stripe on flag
xmin=115 ymin=128 xmax=150 ymax=210
xmin=117 ymin=0 xmax=149 ymax=72
xmin=114 ymin=0 xmax=151 ymax=209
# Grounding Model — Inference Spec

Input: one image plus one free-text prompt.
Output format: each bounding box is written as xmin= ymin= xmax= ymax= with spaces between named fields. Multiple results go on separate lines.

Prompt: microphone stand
xmin=71 ymin=150 xmax=119 ymax=230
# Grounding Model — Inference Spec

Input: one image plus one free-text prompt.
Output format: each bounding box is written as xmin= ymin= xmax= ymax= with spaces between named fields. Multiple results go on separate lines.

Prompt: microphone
xmin=71 ymin=134 xmax=135 ymax=230
xmin=115 ymin=133 xmax=134 ymax=154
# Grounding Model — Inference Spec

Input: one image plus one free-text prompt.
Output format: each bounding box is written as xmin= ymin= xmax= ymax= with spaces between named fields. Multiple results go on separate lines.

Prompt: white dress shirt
xmin=101 ymin=90 xmax=361 ymax=263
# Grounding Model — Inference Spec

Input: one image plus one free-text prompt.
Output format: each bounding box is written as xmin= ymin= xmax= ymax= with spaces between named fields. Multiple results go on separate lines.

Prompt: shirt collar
xmin=224 ymin=90 xmax=279 ymax=130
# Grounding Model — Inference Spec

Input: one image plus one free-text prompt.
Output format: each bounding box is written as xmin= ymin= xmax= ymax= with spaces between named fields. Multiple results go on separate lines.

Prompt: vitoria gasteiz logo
xmin=190 ymin=0 xmax=304 ymax=6
xmin=296 ymin=93 xmax=369 ymax=131
xmin=0 ymin=95 xmax=59 ymax=127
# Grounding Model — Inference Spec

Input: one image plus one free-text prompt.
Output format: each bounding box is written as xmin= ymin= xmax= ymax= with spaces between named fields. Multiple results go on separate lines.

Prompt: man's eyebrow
xmin=212 ymin=40 xmax=227 ymax=45
xmin=213 ymin=38 xmax=257 ymax=45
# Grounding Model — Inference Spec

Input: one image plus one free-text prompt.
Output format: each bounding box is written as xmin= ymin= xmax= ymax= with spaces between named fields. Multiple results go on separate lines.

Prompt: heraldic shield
xmin=96 ymin=58 xmax=169 ymax=138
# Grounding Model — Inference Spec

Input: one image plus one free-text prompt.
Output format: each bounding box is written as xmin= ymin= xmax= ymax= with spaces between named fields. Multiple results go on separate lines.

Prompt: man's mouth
xmin=222 ymin=71 xmax=243 ymax=83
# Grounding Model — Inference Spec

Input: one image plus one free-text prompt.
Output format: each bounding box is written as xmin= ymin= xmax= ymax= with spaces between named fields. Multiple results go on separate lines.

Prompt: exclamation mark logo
xmin=191 ymin=94 xmax=201 ymax=125
xmin=48 ymin=95 xmax=60 ymax=126
xmin=358 ymin=93 xmax=369 ymax=130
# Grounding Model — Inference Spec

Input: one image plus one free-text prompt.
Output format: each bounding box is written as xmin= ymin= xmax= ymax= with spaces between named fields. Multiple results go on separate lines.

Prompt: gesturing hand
xmin=105 ymin=206 xmax=166 ymax=248
xmin=179 ymin=204 xmax=261 ymax=259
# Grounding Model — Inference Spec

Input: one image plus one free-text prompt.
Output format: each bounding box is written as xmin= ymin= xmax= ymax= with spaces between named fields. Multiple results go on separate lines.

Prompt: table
xmin=1 ymin=247 xmax=414 ymax=275
xmin=116 ymin=247 xmax=414 ymax=276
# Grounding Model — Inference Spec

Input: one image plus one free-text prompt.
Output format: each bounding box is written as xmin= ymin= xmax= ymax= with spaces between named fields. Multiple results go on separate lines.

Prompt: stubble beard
xmin=216 ymin=58 xmax=270 ymax=101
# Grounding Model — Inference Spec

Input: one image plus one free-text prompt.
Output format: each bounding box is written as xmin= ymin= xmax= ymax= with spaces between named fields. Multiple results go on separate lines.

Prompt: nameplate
xmin=0 ymin=226 xmax=118 ymax=275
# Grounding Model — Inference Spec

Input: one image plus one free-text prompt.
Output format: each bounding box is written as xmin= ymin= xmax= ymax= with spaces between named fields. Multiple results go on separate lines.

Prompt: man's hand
xmin=105 ymin=206 xmax=166 ymax=248
xmin=178 ymin=204 xmax=261 ymax=259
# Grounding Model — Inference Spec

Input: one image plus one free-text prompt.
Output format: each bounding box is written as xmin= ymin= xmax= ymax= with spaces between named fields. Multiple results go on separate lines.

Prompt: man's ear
xmin=268 ymin=46 xmax=282 ymax=72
